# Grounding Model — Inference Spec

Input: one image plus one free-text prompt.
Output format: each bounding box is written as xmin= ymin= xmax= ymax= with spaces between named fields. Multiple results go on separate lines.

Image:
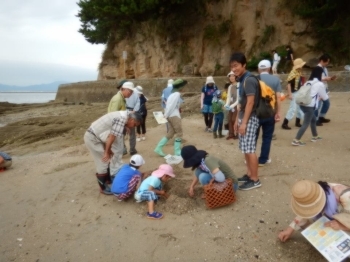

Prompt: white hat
xmin=135 ymin=86 xmax=143 ymax=94
xmin=205 ymin=76 xmax=215 ymax=85
xmin=130 ymin=154 xmax=145 ymax=166
xmin=167 ymin=79 xmax=174 ymax=85
xmin=258 ymin=60 xmax=271 ymax=69
xmin=227 ymin=71 xmax=234 ymax=77
xmin=121 ymin=81 xmax=135 ymax=91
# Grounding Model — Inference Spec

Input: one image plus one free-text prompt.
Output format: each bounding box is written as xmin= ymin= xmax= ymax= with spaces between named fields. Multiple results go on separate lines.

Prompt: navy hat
xmin=181 ymin=145 xmax=207 ymax=168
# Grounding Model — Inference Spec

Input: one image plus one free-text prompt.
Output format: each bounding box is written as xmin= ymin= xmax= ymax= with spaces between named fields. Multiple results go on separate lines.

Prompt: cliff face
xmin=98 ymin=0 xmax=317 ymax=80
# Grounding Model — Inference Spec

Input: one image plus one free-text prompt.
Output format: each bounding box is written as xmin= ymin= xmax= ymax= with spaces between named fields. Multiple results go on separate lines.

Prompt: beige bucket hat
xmin=293 ymin=58 xmax=306 ymax=70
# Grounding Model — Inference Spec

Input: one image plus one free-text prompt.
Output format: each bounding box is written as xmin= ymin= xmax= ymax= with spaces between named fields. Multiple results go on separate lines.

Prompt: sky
xmin=0 ymin=0 xmax=105 ymax=86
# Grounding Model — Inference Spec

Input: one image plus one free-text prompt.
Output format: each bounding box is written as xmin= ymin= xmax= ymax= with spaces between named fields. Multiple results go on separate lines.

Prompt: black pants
xmin=203 ymin=113 xmax=213 ymax=128
xmin=137 ymin=114 xmax=147 ymax=135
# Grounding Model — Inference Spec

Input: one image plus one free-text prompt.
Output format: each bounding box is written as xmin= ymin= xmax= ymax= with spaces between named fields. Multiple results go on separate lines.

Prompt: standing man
xmin=154 ymin=79 xmax=187 ymax=157
xmin=84 ymin=111 xmax=142 ymax=195
xmin=256 ymin=60 xmax=282 ymax=166
xmin=125 ymin=86 xmax=141 ymax=155
xmin=161 ymin=79 xmax=174 ymax=109
xmin=309 ymin=54 xmax=335 ymax=126
xmin=231 ymin=52 xmax=261 ymax=191
xmin=272 ymin=50 xmax=281 ymax=75
xmin=283 ymin=46 xmax=294 ymax=73
xmin=107 ymin=80 xmax=135 ymax=176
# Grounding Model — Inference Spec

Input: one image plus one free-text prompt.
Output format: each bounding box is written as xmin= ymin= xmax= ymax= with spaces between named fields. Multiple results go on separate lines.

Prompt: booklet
xmin=302 ymin=216 xmax=350 ymax=262
xmin=164 ymin=154 xmax=183 ymax=165
xmin=153 ymin=111 xmax=168 ymax=124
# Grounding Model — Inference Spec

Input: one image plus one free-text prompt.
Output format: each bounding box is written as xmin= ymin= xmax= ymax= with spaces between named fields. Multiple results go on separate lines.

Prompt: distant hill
xmin=0 ymin=81 xmax=67 ymax=92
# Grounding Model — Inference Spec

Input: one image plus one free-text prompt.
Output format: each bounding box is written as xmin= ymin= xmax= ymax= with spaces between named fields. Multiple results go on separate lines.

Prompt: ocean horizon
xmin=0 ymin=92 xmax=57 ymax=104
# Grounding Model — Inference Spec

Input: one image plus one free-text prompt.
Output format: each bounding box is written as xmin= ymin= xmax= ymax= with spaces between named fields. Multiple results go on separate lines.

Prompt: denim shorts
xmin=202 ymin=104 xmax=213 ymax=114
xmin=135 ymin=190 xmax=158 ymax=202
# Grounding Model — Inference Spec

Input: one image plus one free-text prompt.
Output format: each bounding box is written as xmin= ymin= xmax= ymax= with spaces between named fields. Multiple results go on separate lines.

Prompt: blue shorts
xmin=202 ymin=104 xmax=213 ymax=114
xmin=135 ymin=190 xmax=158 ymax=202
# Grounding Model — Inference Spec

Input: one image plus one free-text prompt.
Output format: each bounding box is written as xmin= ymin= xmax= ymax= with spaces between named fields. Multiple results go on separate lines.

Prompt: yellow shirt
xmin=107 ymin=91 xmax=126 ymax=112
xmin=222 ymin=91 xmax=228 ymax=102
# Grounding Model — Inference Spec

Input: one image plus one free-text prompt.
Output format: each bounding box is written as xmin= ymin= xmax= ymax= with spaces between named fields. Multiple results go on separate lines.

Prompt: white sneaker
xmin=136 ymin=137 xmax=141 ymax=142
xmin=142 ymin=136 xmax=146 ymax=141
xmin=259 ymin=159 xmax=272 ymax=167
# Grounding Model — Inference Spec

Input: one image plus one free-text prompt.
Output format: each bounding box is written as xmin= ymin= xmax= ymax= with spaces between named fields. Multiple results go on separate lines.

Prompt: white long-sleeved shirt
xmin=225 ymin=83 xmax=239 ymax=112
xmin=164 ymin=92 xmax=181 ymax=118
xmin=126 ymin=92 xmax=140 ymax=111
xmin=305 ymin=78 xmax=329 ymax=109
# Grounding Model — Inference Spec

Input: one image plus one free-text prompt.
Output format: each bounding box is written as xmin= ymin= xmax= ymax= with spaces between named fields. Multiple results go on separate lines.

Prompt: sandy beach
xmin=1 ymin=92 xmax=350 ymax=261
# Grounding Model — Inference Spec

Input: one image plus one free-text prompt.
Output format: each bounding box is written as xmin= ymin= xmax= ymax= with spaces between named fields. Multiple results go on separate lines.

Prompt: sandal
xmin=147 ymin=211 xmax=164 ymax=220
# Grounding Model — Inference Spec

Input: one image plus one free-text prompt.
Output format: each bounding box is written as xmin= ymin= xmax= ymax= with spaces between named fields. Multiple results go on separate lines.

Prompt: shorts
xmin=135 ymin=190 xmax=158 ymax=202
xmin=202 ymin=104 xmax=213 ymax=114
xmin=238 ymin=114 xmax=259 ymax=154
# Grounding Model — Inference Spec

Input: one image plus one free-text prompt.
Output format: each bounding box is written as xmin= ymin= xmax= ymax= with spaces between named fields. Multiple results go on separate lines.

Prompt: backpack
xmin=244 ymin=75 xmax=276 ymax=119
xmin=295 ymin=81 xmax=313 ymax=105
xmin=212 ymin=100 xmax=223 ymax=113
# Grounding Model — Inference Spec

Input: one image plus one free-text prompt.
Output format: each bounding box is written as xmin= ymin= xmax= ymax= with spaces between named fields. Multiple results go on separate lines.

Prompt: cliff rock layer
xmin=98 ymin=0 xmax=316 ymax=80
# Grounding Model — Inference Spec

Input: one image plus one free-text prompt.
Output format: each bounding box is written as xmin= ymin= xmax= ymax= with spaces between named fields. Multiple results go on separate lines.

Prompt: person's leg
xmin=282 ymin=96 xmax=296 ymax=129
xmin=129 ymin=127 xmax=137 ymax=154
xmin=227 ymin=111 xmax=234 ymax=138
xmin=218 ymin=112 xmax=224 ymax=138
xmin=259 ymin=117 xmax=275 ymax=165
xmin=109 ymin=137 xmax=124 ymax=177
xmin=213 ymin=114 xmax=219 ymax=132
xmin=142 ymin=114 xmax=147 ymax=138
xmin=115 ymin=175 xmax=141 ymax=200
xmin=294 ymin=106 xmax=313 ymax=141
xmin=169 ymin=116 xmax=183 ymax=156
xmin=208 ymin=112 xmax=214 ymax=130
xmin=310 ymin=112 xmax=318 ymax=137
xmin=319 ymin=99 xmax=330 ymax=122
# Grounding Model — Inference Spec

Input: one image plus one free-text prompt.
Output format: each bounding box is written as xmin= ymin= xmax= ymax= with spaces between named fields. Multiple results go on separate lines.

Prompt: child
xmin=136 ymin=86 xmax=148 ymax=141
xmin=134 ymin=164 xmax=175 ymax=219
xmin=211 ymin=90 xmax=225 ymax=139
xmin=181 ymin=145 xmax=238 ymax=198
xmin=111 ymin=154 xmax=145 ymax=201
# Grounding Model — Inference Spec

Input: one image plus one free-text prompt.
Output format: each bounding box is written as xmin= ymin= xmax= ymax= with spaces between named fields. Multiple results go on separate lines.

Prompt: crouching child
xmin=134 ymin=164 xmax=175 ymax=220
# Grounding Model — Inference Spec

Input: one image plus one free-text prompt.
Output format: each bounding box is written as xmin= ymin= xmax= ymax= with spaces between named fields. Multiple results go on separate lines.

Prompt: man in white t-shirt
xmin=272 ymin=50 xmax=281 ymax=74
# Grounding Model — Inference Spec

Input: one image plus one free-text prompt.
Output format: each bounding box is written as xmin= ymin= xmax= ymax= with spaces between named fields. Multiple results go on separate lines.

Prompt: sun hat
xmin=116 ymin=79 xmax=127 ymax=89
xmin=293 ymin=58 xmax=306 ymax=70
xmin=206 ymin=76 xmax=215 ymax=85
xmin=172 ymin=79 xmax=188 ymax=91
xmin=168 ymin=79 xmax=174 ymax=85
xmin=129 ymin=154 xmax=145 ymax=166
xmin=258 ymin=59 xmax=271 ymax=69
xmin=181 ymin=145 xmax=208 ymax=168
xmin=135 ymin=86 xmax=143 ymax=94
xmin=152 ymin=164 xmax=175 ymax=178
xmin=121 ymin=81 xmax=135 ymax=91
xmin=291 ymin=180 xmax=326 ymax=218
xmin=227 ymin=71 xmax=234 ymax=77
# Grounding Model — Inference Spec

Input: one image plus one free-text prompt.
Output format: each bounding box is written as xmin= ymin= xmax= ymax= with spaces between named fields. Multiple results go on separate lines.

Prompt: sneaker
xmin=100 ymin=188 xmax=113 ymax=195
xmin=238 ymin=174 xmax=250 ymax=183
xmin=136 ymin=137 xmax=141 ymax=142
xmin=147 ymin=211 xmax=163 ymax=220
xmin=207 ymin=128 xmax=213 ymax=132
xmin=272 ymin=134 xmax=277 ymax=140
xmin=239 ymin=179 xmax=261 ymax=191
xmin=142 ymin=136 xmax=146 ymax=141
xmin=204 ymin=127 xmax=208 ymax=132
xmin=130 ymin=150 xmax=138 ymax=156
xmin=311 ymin=136 xmax=322 ymax=142
xmin=291 ymin=140 xmax=306 ymax=146
xmin=259 ymin=159 xmax=272 ymax=167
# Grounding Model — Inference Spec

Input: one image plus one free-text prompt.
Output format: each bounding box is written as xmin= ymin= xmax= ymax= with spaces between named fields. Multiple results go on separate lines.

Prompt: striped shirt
xmin=89 ymin=111 xmax=128 ymax=138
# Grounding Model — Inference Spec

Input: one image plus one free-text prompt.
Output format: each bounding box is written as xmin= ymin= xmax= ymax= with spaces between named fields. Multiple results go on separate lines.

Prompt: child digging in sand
xmin=134 ymin=164 xmax=175 ymax=219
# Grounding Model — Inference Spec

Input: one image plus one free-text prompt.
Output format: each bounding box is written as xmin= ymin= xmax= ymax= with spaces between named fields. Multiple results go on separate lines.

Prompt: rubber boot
xmin=96 ymin=173 xmax=113 ymax=195
xmin=213 ymin=132 xmax=218 ymax=139
xmin=282 ymin=118 xmax=291 ymax=130
xmin=174 ymin=138 xmax=182 ymax=156
xmin=295 ymin=118 xmax=302 ymax=127
xmin=218 ymin=129 xmax=224 ymax=138
xmin=154 ymin=137 xmax=168 ymax=157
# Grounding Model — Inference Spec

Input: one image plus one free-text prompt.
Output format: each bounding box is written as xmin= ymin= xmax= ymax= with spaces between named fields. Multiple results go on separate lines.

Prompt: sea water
xmin=0 ymin=92 xmax=57 ymax=104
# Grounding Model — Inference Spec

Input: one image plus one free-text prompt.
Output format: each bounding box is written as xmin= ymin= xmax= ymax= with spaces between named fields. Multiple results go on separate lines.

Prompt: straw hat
xmin=293 ymin=58 xmax=306 ymax=70
xmin=291 ymin=180 xmax=326 ymax=218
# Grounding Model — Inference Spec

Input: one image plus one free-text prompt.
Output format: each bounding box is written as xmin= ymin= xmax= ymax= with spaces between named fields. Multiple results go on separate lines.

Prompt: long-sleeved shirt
xmin=304 ymin=78 xmax=329 ymax=109
xmin=107 ymin=92 xmax=126 ymax=112
xmin=126 ymin=92 xmax=140 ymax=111
xmin=225 ymin=83 xmax=239 ymax=112
xmin=161 ymin=85 xmax=173 ymax=108
xmin=164 ymin=92 xmax=181 ymax=118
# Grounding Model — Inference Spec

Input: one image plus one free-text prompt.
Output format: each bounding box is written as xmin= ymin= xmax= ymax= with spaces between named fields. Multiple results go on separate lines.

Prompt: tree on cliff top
xmin=76 ymin=0 xmax=207 ymax=45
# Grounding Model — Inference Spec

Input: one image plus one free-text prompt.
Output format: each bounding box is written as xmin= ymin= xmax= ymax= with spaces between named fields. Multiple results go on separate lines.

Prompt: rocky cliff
xmin=98 ymin=0 xmax=317 ymax=80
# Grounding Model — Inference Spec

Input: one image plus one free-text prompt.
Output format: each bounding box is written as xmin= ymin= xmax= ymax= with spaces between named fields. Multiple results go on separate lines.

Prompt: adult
xmin=272 ymin=50 xmax=281 ymax=75
xmin=161 ymin=79 xmax=174 ymax=109
xmin=107 ymin=81 xmax=135 ymax=174
xmin=154 ymin=79 xmax=187 ymax=157
xmin=111 ymin=154 xmax=145 ymax=201
xmin=309 ymin=53 xmax=335 ymax=126
xmin=84 ymin=111 xmax=142 ymax=195
xmin=291 ymin=78 xmax=327 ymax=146
xmin=200 ymin=76 xmax=218 ymax=132
xmin=283 ymin=45 xmax=294 ymax=73
xmin=0 ymin=152 xmax=12 ymax=171
xmin=225 ymin=71 xmax=239 ymax=140
xmin=281 ymin=58 xmax=306 ymax=129
xmin=256 ymin=60 xmax=282 ymax=166
xmin=181 ymin=145 xmax=238 ymax=197
xmin=278 ymin=180 xmax=350 ymax=242
xmin=136 ymin=86 xmax=148 ymax=142
xmin=125 ymin=85 xmax=141 ymax=155
xmin=231 ymin=52 xmax=261 ymax=191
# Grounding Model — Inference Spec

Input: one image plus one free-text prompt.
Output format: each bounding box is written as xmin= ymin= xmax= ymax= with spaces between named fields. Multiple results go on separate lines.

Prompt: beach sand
xmin=0 ymin=92 xmax=350 ymax=261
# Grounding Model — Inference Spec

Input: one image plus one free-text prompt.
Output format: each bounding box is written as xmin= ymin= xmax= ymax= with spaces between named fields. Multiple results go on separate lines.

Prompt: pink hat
xmin=152 ymin=164 xmax=175 ymax=178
